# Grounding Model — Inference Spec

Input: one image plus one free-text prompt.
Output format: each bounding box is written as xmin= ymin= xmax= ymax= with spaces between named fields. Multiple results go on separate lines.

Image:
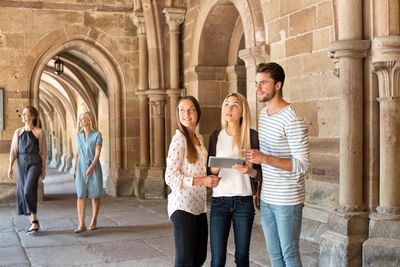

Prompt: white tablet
xmin=208 ymin=156 xmax=245 ymax=168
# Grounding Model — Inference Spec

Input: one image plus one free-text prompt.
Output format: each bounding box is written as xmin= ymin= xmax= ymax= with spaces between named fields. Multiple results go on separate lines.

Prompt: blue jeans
xmin=210 ymin=196 xmax=255 ymax=267
xmin=170 ymin=210 xmax=208 ymax=267
xmin=260 ymin=200 xmax=303 ymax=267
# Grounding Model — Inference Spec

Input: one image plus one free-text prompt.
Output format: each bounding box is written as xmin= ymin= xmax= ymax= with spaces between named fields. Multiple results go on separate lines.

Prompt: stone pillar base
xmin=319 ymin=211 xmax=369 ymax=266
xmin=134 ymin=165 xmax=149 ymax=198
xmin=140 ymin=167 xmax=166 ymax=199
xmin=363 ymin=214 xmax=400 ymax=266
xmin=106 ymin=171 xmax=134 ymax=197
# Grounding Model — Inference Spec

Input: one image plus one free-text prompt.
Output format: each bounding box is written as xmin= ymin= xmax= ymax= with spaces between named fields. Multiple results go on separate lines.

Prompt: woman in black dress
xmin=8 ymin=106 xmax=47 ymax=235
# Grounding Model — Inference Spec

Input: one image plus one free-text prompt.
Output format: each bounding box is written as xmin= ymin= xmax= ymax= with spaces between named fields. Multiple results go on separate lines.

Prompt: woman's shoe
xmin=26 ymin=220 xmax=40 ymax=235
xmin=74 ymin=226 xmax=87 ymax=233
xmin=88 ymin=225 xmax=97 ymax=231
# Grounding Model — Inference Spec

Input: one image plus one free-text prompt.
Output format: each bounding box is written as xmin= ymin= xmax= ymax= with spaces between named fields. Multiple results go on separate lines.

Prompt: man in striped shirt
xmin=244 ymin=62 xmax=310 ymax=267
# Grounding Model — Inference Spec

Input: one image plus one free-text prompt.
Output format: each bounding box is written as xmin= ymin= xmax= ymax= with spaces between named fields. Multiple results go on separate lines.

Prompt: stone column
xmin=321 ymin=40 xmax=370 ymax=267
xmin=363 ymin=36 xmax=400 ymax=266
xmin=321 ymin=1 xmax=371 ymax=266
xmin=132 ymin=11 xmax=151 ymax=198
xmin=226 ymin=65 xmax=246 ymax=96
xmin=163 ymin=7 xmax=185 ymax=138
xmin=133 ymin=11 xmax=150 ymax=167
xmin=329 ymin=40 xmax=370 ymax=211
xmin=145 ymin=90 xmax=166 ymax=199
xmin=238 ymin=45 xmax=269 ymax=128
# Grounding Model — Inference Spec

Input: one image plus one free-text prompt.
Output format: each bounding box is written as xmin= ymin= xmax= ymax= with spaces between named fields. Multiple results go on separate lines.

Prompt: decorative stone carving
xmin=150 ymin=99 xmax=166 ymax=117
xmin=131 ymin=10 xmax=146 ymax=35
xmin=329 ymin=39 xmax=371 ymax=59
xmin=373 ymin=60 xmax=400 ymax=97
xmin=163 ymin=7 xmax=186 ymax=32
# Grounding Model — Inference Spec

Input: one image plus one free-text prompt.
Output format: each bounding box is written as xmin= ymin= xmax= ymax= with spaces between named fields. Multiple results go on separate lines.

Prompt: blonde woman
xmin=8 ymin=106 xmax=47 ymax=235
xmin=73 ymin=112 xmax=103 ymax=233
xmin=165 ymin=96 xmax=220 ymax=267
xmin=208 ymin=93 xmax=261 ymax=267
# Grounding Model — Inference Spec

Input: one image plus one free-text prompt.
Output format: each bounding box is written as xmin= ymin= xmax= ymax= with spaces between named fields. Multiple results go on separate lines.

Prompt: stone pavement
xmin=0 ymin=168 xmax=319 ymax=266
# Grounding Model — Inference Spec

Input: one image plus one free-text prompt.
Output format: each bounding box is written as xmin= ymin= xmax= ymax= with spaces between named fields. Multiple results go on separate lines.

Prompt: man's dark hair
xmin=256 ymin=62 xmax=285 ymax=88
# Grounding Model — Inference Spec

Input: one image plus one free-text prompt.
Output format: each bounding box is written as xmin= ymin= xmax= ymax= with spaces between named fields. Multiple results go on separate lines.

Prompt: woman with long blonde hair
xmin=208 ymin=92 xmax=261 ymax=267
xmin=73 ymin=111 xmax=103 ymax=233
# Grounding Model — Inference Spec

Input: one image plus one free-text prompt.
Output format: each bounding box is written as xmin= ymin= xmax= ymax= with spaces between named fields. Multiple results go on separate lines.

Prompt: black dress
xmin=16 ymin=131 xmax=42 ymax=215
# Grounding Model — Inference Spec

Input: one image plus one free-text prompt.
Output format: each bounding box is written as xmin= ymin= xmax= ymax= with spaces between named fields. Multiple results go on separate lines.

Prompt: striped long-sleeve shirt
xmin=259 ymin=105 xmax=310 ymax=205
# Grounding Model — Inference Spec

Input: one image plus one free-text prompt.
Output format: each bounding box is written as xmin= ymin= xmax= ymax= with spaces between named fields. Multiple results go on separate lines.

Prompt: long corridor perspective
xmin=0 ymin=168 xmax=319 ymax=267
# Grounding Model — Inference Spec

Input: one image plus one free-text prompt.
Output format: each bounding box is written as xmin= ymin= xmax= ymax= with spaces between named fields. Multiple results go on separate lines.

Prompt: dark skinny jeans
xmin=171 ymin=210 xmax=208 ymax=267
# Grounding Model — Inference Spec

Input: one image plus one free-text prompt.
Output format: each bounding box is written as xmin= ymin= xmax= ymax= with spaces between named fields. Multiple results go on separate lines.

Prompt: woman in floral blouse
xmin=165 ymin=95 xmax=220 ymax=267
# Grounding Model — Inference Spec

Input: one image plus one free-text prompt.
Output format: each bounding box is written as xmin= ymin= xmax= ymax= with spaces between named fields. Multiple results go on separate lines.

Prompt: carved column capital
xmin=147 ymin=91 xmax=166 ymax=117
xmin=163 ymin=7 xmax=186 ymax=32
xmin=373 ymin=60 xmax=400 ymax=97
xmin=329 ymin=39 xmax=371 ymax=59
xmin=238 ymin=45 xmax=270 ymax=67
xmin=131 ymin=10 xmax=146 ymax=35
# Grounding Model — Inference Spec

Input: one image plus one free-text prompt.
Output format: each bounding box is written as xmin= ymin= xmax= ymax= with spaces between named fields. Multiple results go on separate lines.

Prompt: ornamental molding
xmin=163 ymin=7 xmax=186 ymax=32
xmin=131 ymin=10 xmax=146 ymax=35
xmin=372 ymin=35 xmax=400 ymax=63
xmin=329 ymin=39 xmax=371 ymax=59
xmin=372 ymin=60 xmax=400 ymax=97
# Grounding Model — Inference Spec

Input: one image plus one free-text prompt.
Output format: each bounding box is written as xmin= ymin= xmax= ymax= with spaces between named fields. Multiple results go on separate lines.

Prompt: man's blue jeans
xmin=260 ymin=200 xmax=303 ymax=267
xmin=210 ymin=196 xmax=255 ymax=267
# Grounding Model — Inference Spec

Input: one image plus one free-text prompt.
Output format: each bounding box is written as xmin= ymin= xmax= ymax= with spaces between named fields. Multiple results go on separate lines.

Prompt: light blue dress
xmin=75 ymin=130 xmax=104 ymax=198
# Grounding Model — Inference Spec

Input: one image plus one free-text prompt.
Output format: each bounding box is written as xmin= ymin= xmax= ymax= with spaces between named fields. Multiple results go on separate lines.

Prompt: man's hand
xmin=242 ymin=149 xmax=267 ymax=164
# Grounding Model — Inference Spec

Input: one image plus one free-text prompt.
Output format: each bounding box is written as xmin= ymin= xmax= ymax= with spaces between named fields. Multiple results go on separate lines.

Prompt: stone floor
xmin=0 ymin=168 xmax=319 ymax=266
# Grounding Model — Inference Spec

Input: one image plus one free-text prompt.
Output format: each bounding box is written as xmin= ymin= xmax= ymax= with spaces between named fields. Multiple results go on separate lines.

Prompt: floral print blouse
xmin=165 ymin=129 xmax=208 ymax=218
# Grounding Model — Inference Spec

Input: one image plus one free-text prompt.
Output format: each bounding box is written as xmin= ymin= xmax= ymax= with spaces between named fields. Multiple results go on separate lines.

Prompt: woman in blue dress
xmin=8 ymin=106 xmax=47 ymax=235
xmin=73 ymin=111 xmax=104 ymax=233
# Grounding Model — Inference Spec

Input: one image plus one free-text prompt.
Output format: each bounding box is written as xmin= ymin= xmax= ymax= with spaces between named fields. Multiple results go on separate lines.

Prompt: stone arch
xmin=189 ymin=0 xmax=265 ymax=67
xmin=185 ymin=0 xmax=267 ymax=133
xmin=22 ymin=25 xmax=126 ymax=193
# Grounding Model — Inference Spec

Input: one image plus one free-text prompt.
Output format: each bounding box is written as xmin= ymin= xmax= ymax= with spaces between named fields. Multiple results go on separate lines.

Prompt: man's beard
xmin=257 ymin=89 xmax=276 ymax=102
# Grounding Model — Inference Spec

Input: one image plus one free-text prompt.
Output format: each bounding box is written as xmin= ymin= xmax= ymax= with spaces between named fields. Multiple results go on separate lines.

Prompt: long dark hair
xmin=176 ymin=96 xmax=201 ymax=163
xmin=25 ymin=106 xmax=38 ymax=126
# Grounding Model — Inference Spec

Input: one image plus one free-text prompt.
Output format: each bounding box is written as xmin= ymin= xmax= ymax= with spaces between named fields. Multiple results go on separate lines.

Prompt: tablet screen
xmin=208 ymin=156 xmax=245 ymax=168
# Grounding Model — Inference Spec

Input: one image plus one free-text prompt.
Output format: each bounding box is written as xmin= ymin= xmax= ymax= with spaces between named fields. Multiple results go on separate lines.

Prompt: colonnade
xmin=132 ymin=8 xmax=185 ymax=199
xmin=323 ymin=0 xmax=400 ymax=265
